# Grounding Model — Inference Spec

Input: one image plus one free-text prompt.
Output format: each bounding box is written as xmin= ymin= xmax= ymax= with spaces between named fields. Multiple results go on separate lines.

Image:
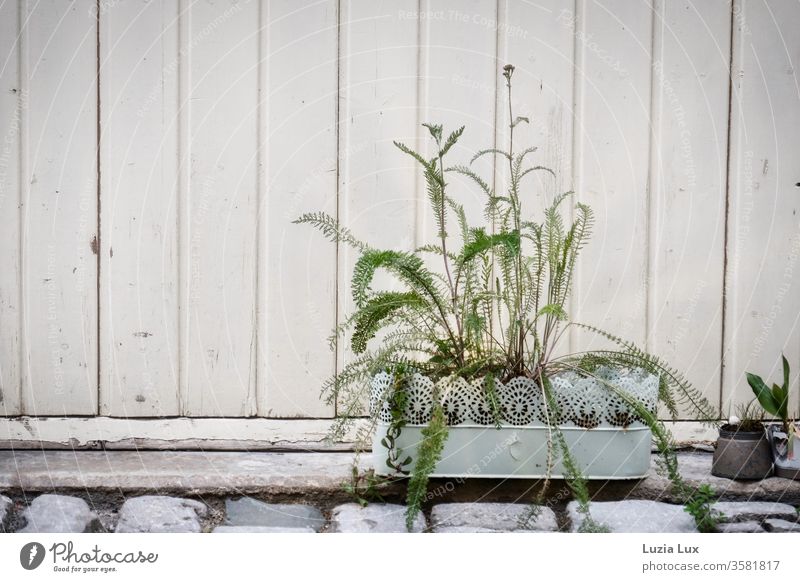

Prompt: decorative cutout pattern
xmin=440 ymin=380 xmax=469 ymax=425
xmin=370 ymin=368 xmax=658 ymax=428
xmin=403 ymin=375 xmax=434 ymax=424
xmin=499 ymin=377 xmax=538 ymax=426
xmin=370 ymin=373 xmax=394 ymax=423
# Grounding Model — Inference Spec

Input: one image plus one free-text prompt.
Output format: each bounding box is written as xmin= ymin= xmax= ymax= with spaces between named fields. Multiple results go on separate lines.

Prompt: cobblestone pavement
xmin=1 ymin=494 xmax=798 ymax=533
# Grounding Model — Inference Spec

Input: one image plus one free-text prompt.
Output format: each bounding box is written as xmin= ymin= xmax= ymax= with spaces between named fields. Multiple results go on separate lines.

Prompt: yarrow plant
xmin=296 ymin=64 xmax=718 ymax=530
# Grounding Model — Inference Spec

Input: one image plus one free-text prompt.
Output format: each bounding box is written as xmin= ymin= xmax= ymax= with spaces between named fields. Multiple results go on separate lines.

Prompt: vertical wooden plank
xmin=498 ymin=0 xmax=574 ymax=201
xmin=648 ymin=0 xmax=730 ymax=415
xmin=178 ymin=0 xmax=191 ymax=415
xmin=723 ymin=0 xmax=800 ymax=414
xmin=182 ymin=0 xmax=260 ymax=416
xmin=419 ymin=0 xmax=498 ymax=234
xmin=259 ymin=0 xmax=338 ymax=418
xmin=572 ymin=0 xmax=653 ymax=352
xmin=0 ymin=0 xmax=22 ymax=416
xmin=336 ymin=0 xmax=419 ymax=415
xmin=22 ymin=0 xmax=98 ymax=415
xmin=496 ymin=0 xmax=575 ymax=357
xmin=99 ymin=0 xmax=180 ymax=416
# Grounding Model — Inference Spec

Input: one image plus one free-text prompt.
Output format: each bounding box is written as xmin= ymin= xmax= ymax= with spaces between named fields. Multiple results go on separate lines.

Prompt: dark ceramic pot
xmin=711 ymin=424 xmax=773 ymax=480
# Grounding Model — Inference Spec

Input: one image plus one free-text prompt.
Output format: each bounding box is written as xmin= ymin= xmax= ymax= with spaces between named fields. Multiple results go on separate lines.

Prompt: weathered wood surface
xmin=0 ymin=1 xmax=797 ymax=428
xmin=0 ymin=417 xmax=711 ymax=451
xmin=647 ymin=0 xmax=732 ymax=414
xmin=18 ymin=1 xmax=99 ymax=415
xmin=99 ymin=0 xmax=181 ymax=417
xmin=722 ymin=0 xmax=800 ymax=415
xmin=0 ymin=416 xmax=361 ymax=451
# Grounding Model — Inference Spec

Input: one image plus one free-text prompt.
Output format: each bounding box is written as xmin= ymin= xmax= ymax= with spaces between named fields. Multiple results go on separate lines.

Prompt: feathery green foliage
xmin=404 ymin=404 xmax=449 ymax=530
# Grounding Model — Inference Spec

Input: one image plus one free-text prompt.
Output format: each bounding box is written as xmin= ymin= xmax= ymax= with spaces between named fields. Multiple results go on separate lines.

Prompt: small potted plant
xmin=747 ymin=355 xmax=799 ymax=479
xmin=711 ymin=401 xmax=772 ymax=480
xmin=297 ymin=64 xmax=717 ymax=529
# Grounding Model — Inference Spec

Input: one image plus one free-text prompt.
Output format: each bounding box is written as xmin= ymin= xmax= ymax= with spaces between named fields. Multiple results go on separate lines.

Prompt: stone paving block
xmin=434 ymin=526 xmax=527 ymax=533
xmin=431 ymin=503 xmax=558 ymax=532
xmin=115 ymin=496 xmax=207 ymax=533
xmin=0 ymin=495 xmax=10 ymax=525
xmin=330 ymin=503 xmax=425 ymax=533
xmin=713 ymin=501 xmax=797 ymax=522
xmin=213 ymin=525 xmax=316 ymax=533
xmin=569 ymin=500 xmax=697 ymax=533
xmin=764 ymin=519 xmax=800 ymax=532
xmin=716 ymin=522 xmax=765 ymax=533
xmin=19 ymin=495 xmax=98 ymax=533
xmin=224 ymin=498 xmax=324 ymax=531
xmin=94 ymin=508 xmax=119 ymax=533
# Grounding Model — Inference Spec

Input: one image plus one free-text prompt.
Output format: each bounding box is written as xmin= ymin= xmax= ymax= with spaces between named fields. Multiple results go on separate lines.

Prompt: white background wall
xmin=0 ymin=0 xmax=798 ymax=426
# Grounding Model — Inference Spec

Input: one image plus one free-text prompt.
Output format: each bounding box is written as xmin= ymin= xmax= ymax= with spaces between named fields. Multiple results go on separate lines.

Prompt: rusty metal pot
xmin=711 ymin=425 xmax=773 ymax=480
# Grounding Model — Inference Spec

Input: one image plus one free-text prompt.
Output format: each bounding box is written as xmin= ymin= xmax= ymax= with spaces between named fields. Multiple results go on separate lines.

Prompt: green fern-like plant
xmin=295 ymin=63 xmax=717 ymax=531
xmin=404 ymin=403 xmax=448 ymax=531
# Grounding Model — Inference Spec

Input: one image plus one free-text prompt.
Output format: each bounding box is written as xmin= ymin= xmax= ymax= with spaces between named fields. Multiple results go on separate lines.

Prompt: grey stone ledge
xmin=3 ymin=450 xmax=800 ymax=507
xmin=631 ymin=453 xmax=800 ymax=503
xmin=0 ymin=450 xmax=354 ymax=495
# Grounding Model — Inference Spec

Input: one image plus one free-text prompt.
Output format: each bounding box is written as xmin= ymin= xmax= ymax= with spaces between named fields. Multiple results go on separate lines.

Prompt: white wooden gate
xmin=0 ymin=0 xmax=798 ymax=447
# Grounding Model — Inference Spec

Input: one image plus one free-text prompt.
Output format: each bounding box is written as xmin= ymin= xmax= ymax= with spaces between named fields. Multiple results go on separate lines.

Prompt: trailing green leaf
xmin=294 ymin=212 xmax=367 ymax=250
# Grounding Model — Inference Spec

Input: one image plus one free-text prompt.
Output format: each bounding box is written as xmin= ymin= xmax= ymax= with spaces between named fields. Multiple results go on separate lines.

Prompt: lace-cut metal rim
xmin=369 ymin=368 xmax=659 ymax=429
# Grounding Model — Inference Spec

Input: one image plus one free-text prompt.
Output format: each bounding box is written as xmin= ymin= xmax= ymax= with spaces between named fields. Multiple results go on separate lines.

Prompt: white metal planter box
xmin=372 ymin=424 xmax=652 ymax=479
xmin=370 ymin=369 xmax=657 ymax=480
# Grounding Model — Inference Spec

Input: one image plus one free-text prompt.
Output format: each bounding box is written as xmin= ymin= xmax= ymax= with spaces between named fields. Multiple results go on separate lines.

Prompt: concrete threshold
xmin=0 ymin=450 xmax=355 ymax=496
xmin=1 ymin=450 xmax=800 ymax=503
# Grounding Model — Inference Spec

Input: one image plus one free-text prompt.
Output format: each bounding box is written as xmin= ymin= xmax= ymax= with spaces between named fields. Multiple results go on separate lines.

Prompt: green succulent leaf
xmin=772 ymin=383 xmax=788 ymax=420
xmin=748 ymin=372 xmax=779 ymax=416
xmin=783 ymin=354 xmax=790 ymax=392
